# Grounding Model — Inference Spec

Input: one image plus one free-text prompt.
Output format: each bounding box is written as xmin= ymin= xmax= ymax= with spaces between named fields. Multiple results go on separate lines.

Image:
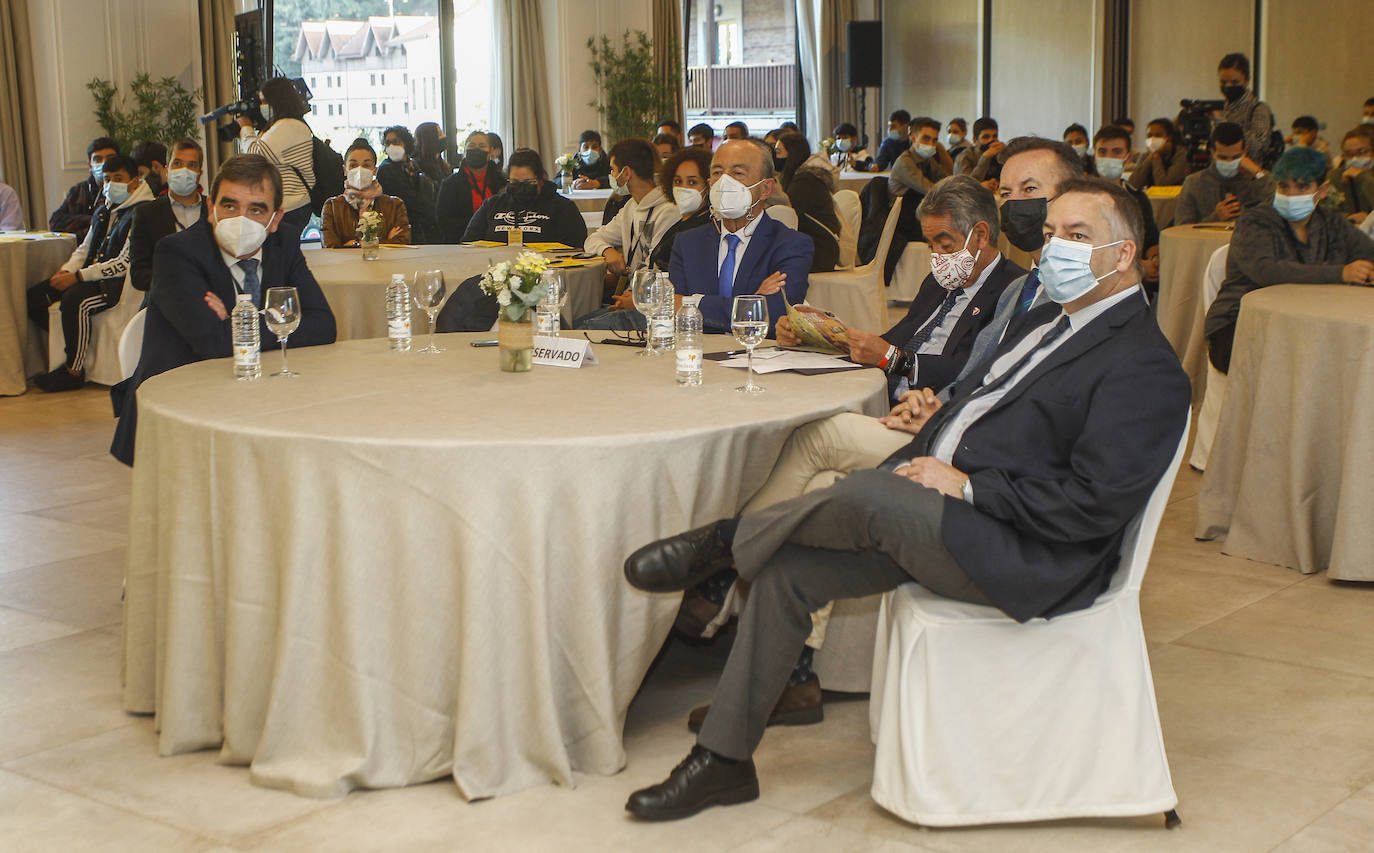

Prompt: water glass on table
xmin=731 ymin=294 xmax=769 ymax=394
xmin=413 ymin=269 xmax=447 ymax=353
xmin=264 ymin=287 xmax=301 ymax=378
xmin=630 ymin=269 xmax=659 ymax=355
xmin=536 ymin=270 xmax=565 ymax=337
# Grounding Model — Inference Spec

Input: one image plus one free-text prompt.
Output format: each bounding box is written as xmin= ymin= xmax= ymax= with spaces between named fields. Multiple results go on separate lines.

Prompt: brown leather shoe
xmin=688 ymin=674 xmax=823 ymax=733
xmin=673 ymin=589 xmax=723 ymax=638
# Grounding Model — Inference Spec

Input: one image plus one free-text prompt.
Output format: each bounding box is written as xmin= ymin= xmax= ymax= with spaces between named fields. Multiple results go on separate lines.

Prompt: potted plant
xmin=586 ymin=30 xmax=680 ymax=143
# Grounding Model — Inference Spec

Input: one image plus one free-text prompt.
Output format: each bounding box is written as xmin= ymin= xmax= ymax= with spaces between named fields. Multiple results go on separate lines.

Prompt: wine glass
xmin=413 ymin=269 xmax=447 ymax=353
xmin=537 ymin=269 xmax=565 ymax=337
xmin=630 ymin=268 xmax=658 ymax=355
xmin=730 ymin=294 xmax=769 ymax=394
xmin=264 ymin=287 xmax=302 ymax=378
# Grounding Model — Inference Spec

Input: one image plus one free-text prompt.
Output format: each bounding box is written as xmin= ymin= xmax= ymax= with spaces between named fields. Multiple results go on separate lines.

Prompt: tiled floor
xmin=2 ymin=384 xmax=1373 ymax=852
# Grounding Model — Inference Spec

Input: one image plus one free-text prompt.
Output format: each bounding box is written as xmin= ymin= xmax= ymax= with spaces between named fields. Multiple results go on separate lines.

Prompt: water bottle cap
xmin=391 ymin=273 xmax=406 ymax=283
xmin=236 ymin=292 xmax=254 ymax=302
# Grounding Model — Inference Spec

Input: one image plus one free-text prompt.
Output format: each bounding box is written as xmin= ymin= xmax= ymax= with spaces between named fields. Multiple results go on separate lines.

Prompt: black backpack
xmin=287 ymin=137 xmax=344 ymax=216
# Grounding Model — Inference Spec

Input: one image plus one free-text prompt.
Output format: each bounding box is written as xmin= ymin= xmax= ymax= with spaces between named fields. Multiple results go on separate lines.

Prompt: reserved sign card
xmin=532 ymin=335 xmax=598 ymax=368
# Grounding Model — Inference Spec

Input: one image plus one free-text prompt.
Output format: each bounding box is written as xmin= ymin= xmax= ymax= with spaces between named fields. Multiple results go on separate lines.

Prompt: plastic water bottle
xmin=648 ymin=273 xmax=676 ymax=354
xmin=232 ymin=293 xmax=261 ymax=380
xmin=675 ymin=297 xmax=703 ymax=386
xmin=386 ymin=273 xmax=412 ymax=351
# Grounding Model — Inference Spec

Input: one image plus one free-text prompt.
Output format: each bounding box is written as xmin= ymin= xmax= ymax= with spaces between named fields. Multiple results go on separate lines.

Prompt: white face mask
xmin=946 ymin=133 xmax=964 ymax=147
xmin=1213 ymin=157 xmax=1242 ymax=178
xmin=167 ymin=167 xmax=200 ymax=197
xmin=346 ymin=166 xmax=375 ymax=190
xmin=709 ymin=173 xmax=763 ymax=220
xmin=1071 ymin=144 xmax=1088 ymax=158
xmin=1095 ymin=157 xmax=1125 ymax=180
xmin=104 ymin=180 xmax=130 ymax=207
xmin=214 ymin=214 xmax=269 ymax=258
xmin=1145 ymin=137 xmax=1166 ymax=153
xmin=608 ymin=166 xmax=631 ymax=197
xmin=915 ymin=143 xmax=937 ymax=159
xmin=929 ymin=230 xmax=981 ymax=291
xmin=1038 ymin=236 xmax=1123 ymax=304
xmin=385 ymin=144 xmax=406 ymax=163
xmin=673 ymin=186 xmax=703 ymax=216
xmin=835 ymin=138 xmax=853 ymax=153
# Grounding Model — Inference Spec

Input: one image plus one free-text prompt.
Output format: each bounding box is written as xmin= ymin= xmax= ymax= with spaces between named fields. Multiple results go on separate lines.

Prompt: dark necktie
xmin=718 ymin=233 xmax=741 ymax=298
xmin=965 ymin=314 xmax=1072 ymax=403
xmin=237 ymin=258 xmax=261 ymax=305
xmin=1017 ymin=268 xmax=1041 ymax=315
xmin=905 ymin=289 xmax=963 ymax=350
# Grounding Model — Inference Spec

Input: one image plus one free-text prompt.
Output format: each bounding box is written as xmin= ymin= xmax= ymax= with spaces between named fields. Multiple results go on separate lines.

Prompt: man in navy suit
xmin=110 ymin=154 xmax=336 ymax=465
xmin=620 ymin=178 xmax=1189 ymax=820
xmin=668 ymin=139 xmax=813 ymax=335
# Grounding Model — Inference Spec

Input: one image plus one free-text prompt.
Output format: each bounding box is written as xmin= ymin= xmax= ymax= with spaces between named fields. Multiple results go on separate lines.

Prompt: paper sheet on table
xmin=545 ymin=258 xmax=599 ymax=268
xmin=525 ymin=242 xmax=575 ymax=252
xmin=462 ymin=240 xmax=506 ymax=248
xmin=718 ymin=350 xmax=863 ymax=374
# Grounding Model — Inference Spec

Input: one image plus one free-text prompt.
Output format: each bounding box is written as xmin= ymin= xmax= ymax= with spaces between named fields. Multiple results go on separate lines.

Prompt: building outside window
xmin=684 ymin=0 xmax=798 ymax=138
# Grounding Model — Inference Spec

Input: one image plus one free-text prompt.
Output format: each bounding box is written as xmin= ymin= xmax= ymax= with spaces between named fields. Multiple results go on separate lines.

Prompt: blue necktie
xmin=237 ymin=259 xmax=261 ymax=306
xmin=1017 ymin=268 xmax=1040 ymax=315
xmin=906 ymin=289 xmax=963 ymax=350
xmin=718 ymin=234 xmax=741 ymax=298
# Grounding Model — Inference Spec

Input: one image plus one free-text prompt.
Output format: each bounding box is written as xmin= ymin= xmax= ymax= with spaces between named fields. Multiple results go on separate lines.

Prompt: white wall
xmin=989 ymin=0 xmax=1103 ymax=141
xmin=880 ymin=0 xmax=981 ymax=133
xmin=29 ymin=0 xmax=202 ymax=221
xmin=1261 ymin=0 xmax=1370 ymax=143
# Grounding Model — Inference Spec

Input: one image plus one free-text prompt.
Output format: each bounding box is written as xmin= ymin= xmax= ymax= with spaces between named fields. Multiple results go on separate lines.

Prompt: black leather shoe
xmin=625 ymin=745 xmax=759 ymax=821
xmin=624 ymin=521 xmax=734 ymax=593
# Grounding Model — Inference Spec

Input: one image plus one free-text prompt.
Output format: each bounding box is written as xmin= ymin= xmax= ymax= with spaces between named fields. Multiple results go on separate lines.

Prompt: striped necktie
xmin=906 ymin=289 xmax=963 ymax=350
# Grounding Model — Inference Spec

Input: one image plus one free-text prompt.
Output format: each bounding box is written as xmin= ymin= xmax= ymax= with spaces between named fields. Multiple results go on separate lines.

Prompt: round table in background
xmin=1148 ymin=194 xmax=1180 ymax=229
xmin=122 ymin=335 xmax=888 ymax=800
xmin=1196 ymin=285 xmax=1374 ymax=581
xmin=0 ymin=232 xmax=77 ymax=395
xmin=303 ymin=244 xmax=605 ymax=339
xmin=838 ymin=169 xmax=886 ymax=193
xmin=559 ymin=188 xmax=612 ymax=213
xmin=1155 ymin=224 xmax=1232 ymax=404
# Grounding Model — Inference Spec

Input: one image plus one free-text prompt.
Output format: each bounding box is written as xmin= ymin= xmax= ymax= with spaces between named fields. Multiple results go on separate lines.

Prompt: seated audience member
xmin=1176 ymin=122 xmax=1275 ymax=225
xmin=944 ymin=117 xmax=972 ymax=163
xmin=1218 ymin=52 xmax=1277 ymax=167
xmin=128 ymin=138 xmax=209 ymax=297
xmin=568 ymin=129 xmax=612 ymax=189
xmin=688 ymin=123 xmax=717 ymax=151
xmin=649 ymin=146 xmax=715 ymax=270
xmin=130 ymin=141 xmax=168 ymax=197
xmin=322 ymin=140 xmax=411 ymax=248
xmin=236 ymin=76 xmax=317 ymax=231
xmin=890 ymin=116 xmax=955 ymax=200
xmin=622 ymin=177 xmax=1190 ymax=821
xmin=1327 ymin=128 xmax=1374 ymax=222
xmin=1063 ymin=123 xmax=1091 ymax=167
xmin=26 ymin=154 xmax=154 ymax=391
xmin=776 ymin=133 xmax=840 ymax=273
xmin=1091 ymin=125 xmax=1160 ymax=288
xmin=378 ymin=125 xmax=440 ymax=243
xmin=830 ymin=122 xmax=873 ymax=171
xmin=874 ymin=109 xmax=913 ymax=171
xmin=463 ymin=148 xmax=586 ymax=247
xmin=653 ymin=133 xmax=681 ymax=162
xmin=414 ymin=122 xmax=454 ymax=181
xmin=0 ymin=180 xmax=22 ymax=230
xmin=955 ymin=117 xmax=1003 ymax=189
xmin=1205 ymin=147 xmax=1374 ymax=374
xmin=1129 ymin=118 xmax=1188 ymax=188
xmin=1116 ymin=116 xmax=1146 ymax=172
xmin=724 ymin=121 xmax=750 ymax=141
xmin=487 ymin=132 xmax=505 ymax=170
xmin=50 ymin=137 xmax=119 ymax=241
xmin=436 ymin=131 xmax=507 ymax=242
xmin=658 ymin=119 xmax=683 ymax=142
xmin=777 ymin=121 xmax=800 ymax=134
xmin=1287 ymin=115 xmax=1332 ymax=164
xmin=669 ymin=139 xmax=813 ymax=335
xmin=110 ymin=155 xmax=337 ymax=465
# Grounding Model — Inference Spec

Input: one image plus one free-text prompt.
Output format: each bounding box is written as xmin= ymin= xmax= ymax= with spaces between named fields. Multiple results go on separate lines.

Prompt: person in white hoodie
xmin=26 ymin=154 xmax=154 ymax=390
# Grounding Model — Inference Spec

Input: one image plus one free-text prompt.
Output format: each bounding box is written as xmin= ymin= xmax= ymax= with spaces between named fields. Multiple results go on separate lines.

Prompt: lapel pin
xmin=971 ymin=307 xmax=981 ymax=316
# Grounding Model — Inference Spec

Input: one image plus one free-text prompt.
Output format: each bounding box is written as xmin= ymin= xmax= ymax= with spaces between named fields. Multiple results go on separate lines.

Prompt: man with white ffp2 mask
xmin=110 ymin=154 xmax=337 ymax=466
xmin=321 ymin=140 xmax=410 ymax=248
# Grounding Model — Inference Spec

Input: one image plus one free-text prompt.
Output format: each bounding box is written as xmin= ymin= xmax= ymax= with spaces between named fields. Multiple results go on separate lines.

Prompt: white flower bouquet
xmin=356 ymin=209 xmax=383 ymax=243
xmin=479 ymin=250 xmax=551 ymax=322
xmin=554 ymin=153 xmax=576 ymax=177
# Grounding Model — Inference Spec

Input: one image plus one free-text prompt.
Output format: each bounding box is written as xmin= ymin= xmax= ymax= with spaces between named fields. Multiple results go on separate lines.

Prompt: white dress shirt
xmin=893 ymin=255 xmax=1002 ymax=398
xmin=716 ymin=210 xmax=767 ymax=291
xmin=220 ymin=246 xmax=265 ymax=303
xmin=171 ymin=195 xmax=204 ymax=231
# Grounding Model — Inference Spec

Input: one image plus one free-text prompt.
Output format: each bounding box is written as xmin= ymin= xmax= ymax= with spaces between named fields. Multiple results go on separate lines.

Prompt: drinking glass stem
xmin=428 ymin=311 xmax=437 ymax=350
xmin=279 ymin=337 xmax=289 ymax=373
xmin=746 ymin=345 xmax=756 ymax=390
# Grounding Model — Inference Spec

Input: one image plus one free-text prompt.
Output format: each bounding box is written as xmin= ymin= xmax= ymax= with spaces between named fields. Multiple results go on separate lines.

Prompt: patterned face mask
xmin=929 ymin=229 xmax=981 ymax=291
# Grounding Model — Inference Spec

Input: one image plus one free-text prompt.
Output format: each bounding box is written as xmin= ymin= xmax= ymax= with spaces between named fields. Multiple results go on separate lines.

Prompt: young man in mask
xmin=49 ymin=137 xmax=119 ymax=241
xmin=1090 ymin=125 xmax=1160 ymax=291
xmin=1176 ymin=122 xmax=1275 ymax=225
xmin=27 ymin=154 xmax=155 ymax=391
xmin=321 ymin=140 xmax=410 ymax=247
xmin=131 ymin=140 xmax=169 ymax=197
xmin=462 ymin=148 xmax=586 ymax=247
xmin=569 ymin=129 xmax=612 ymax=189
xmin=436 ymin=131 xmax=507 ymax=242
xmin=128 ymin=138 xmax=210 ymax=298
xmin=110 ymin=154 xmax=336 ymax=465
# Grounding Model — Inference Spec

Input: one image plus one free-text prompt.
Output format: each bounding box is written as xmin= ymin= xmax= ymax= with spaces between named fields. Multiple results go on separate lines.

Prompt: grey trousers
xmin=696 ymin=468 xmax=991 ymax=760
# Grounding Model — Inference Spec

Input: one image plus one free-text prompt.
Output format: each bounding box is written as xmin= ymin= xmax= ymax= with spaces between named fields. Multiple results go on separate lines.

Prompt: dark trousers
xmin=695 ymin=469 xmax=990 ymax=760
xmin=1207 ymin=323 xmax=1235 ymax=374
xmin=27 ymin=278 xmax=117 ymax=371
xmin=282 ymin=204 xmax=314 ymax=232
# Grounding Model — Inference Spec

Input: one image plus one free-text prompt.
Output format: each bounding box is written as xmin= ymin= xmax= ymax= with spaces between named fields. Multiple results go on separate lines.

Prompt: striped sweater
xmin=240 ymin=117 xmax=315 ymax=212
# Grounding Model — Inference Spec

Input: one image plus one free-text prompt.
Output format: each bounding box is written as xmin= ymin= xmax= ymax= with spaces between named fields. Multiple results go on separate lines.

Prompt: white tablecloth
xmin=122 ymin=334 xmax=888 ymax=799
xmin=559 ymin=188 xmax=612 ymax=213
xmin=303 ymin=244 xmax=604 ymax=339
xmin=838 ymin=170 xmax=886 ymax=194
xmin=0 ymin=233 xmax=77 ymax=395
xmin=1156 ymin=225 xmax=1232 ymax=404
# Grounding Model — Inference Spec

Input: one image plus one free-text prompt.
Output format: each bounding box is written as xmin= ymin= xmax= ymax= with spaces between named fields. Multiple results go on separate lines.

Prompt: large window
xmin=684 ymin=0 xmax=798 ymax=136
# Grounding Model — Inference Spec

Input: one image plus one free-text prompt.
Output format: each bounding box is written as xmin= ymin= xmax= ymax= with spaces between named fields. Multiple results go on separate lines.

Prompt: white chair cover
xmin=118 ymin=308 xmax=147 ymax=381
xmin=767 ymin=205 xmax=798 ymax=230
xmin=832 ymin=189 xmax=861 ymax=269
xmin=47 ymin=272 xmax=143 ymax=386
xmin=889 ymin=241 xmax=932 ymax=302
xmin=1188 ymin=244 xmax=1230 ymax=470
xmin=868 ymin=414 xmax=1189 ymax=827
xmin=804 ymin=197 xmax=902 ymax=332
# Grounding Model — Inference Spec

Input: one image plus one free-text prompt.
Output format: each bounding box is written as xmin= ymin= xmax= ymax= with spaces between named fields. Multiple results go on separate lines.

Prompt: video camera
xmin=201 ymin=99 xmax=265 ymax=143
xmin=1178 ymin=99 xmax=1225 ymax=174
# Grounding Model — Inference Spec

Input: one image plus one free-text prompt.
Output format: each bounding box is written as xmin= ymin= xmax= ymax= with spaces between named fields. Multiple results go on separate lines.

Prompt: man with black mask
xmin=436 ymin=131 xmax=508 ymax=242
xmin=461 ymin=148 xmax=587 ymax=247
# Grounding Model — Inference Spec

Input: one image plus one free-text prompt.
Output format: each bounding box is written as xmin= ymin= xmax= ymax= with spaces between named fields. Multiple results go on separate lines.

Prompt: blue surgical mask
xmin=579 ymin=148 xmax=600 ymax=165
xmin=104 ymin=180 xmax=130 ymax=206
xmin=1347 ymin=157 xmax=1373 ymax=171
xmin=609 ymin=166 xmax=631 ymax=197
xmin=1272 ymin=191 xmax=1316 ymax=222
xmin=1038 ymin=236 xmax=1124 ymax=304
xmin=915 ymin=143 xmax=937 ymax=160
xmin=1095 ymin=157 xmax=1125 ymax=180
xmin=1214 ymin=158 xmax=1242 ymax=179
xmin=836 ymin=138 xmax=853 ymax=153
xmin=91 ymin=162 xmax=105 ymax=182
xmin=946 ymin=133 xmax=964 ymax=148
xmin=888 ymin=129 xmax=903 ymax=141
xmin=167 ymin=167 xmax=200 ymax=197
xmin=259 ymin=102 xmax=274 ymax=124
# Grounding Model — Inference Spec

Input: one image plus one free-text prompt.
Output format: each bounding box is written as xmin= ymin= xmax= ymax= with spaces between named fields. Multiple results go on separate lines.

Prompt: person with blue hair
xmin=1204 ymin=146 xmax=1374 ymax=373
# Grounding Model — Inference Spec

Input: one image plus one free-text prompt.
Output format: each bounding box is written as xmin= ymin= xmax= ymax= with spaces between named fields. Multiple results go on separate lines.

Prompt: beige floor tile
xmin=0 ymin=768 xmax=214 ymax=853
xmin=5 ymin=725 xmax=336 ymax=844
xmin=0 ymin=603 xmax=82 ymax=652
xmin=0 ymin=510 xmax=126 ymax=573
xmin=1272 ymin=790 xmax=1374 ymax=853
xmin=0 ymin=453 xmax=130 ymax=515
xmin=1138 ymin=564 xmax=1292 ymax=643
xmin=29 ymin=494 xmax=131 ymax=534
xmin=0 ymin=548 xmax=126 ymax=630
xmin=729 ymin=814 xmax=936 ymax=852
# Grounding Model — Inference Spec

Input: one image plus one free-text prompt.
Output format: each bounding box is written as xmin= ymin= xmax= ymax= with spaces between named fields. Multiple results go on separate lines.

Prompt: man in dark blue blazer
xmin=110 ymin=155 xmax=336 ymax=465
xmin=668 ymin=139 xmax=813 ymax=335
xmin=620 ymin=178 xmax=1190 ymax=820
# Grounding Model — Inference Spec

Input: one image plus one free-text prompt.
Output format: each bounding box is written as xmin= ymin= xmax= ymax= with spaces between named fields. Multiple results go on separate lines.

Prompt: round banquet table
xmin=302 ymin=244 xmax=605 ymax=339
xmin=1155 ymin=224 xmax=1232 ymax=404
xmin=838 ymin=170 xmax=886 ymax=193
xmin=559 ymin=188 xmax=612 ymax=213
xmin=0 ymin=232 xmax=77 ymax=395
xmin=1196 ymin=285 xmax=1374 ymax=580
xmin=121 ymin=334 xmax=888 ymax=800
xmin=1148 ymin=194 xmax=1179 ymax=229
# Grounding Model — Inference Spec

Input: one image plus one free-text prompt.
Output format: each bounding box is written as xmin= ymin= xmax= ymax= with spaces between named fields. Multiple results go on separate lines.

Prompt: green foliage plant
xmin=586 ymin=30 xmax=680 ymax=145
xmin=87 ymin=74 xmax=202 ymax=153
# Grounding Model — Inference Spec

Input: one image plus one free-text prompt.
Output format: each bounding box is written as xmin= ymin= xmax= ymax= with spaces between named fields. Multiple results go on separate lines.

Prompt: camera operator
xmin=1217 ymin=53 xmax=1277 ymax=169
xmin=236 ymin=77 xmax=315 ymax=231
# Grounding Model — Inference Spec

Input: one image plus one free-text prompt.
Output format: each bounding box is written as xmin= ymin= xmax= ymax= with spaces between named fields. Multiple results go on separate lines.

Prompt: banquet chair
xmin=767 ymin=205 xmax=798 ymax=230
xmin=46 ymin=272 xmax=143 ymax=386
xmin=1188 ymin=244 xmax=1231 ymax=470
xmin=832 ymin=189 xmax=861 ymax=269
xmin=868 ymin=413 xmax=1190 ymax=829
xmin=888 ymin=241 xmax=933 ymax=302
xmin=804 ymin=197 xmax=902 ymax=332
xmin=117 ymin=308 xmax=146 ymax=380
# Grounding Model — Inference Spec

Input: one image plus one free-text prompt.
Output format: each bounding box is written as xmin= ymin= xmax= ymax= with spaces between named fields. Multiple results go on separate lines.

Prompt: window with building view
xmin=684 ymin=0 xmax=798 ymax=138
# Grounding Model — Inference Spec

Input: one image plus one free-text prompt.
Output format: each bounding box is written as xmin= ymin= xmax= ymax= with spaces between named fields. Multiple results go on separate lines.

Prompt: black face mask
xmin=508 ymin=181 xmax=539 ymax=205
xmin=1000 ymin=197 xmax=1049 ymax=252
xmin=1221 ymin=84 xmax=1246 ymax=103
xmin=464 ymin=148 xmax=489 ymax=169
xmin=773 ymin=156 xmax=786 ymax=172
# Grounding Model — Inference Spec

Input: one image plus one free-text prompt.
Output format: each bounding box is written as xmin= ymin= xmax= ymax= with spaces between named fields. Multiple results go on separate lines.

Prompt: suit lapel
xmin=197 ymin=223 xmax=240 ymax=304
xmin=730 ymin=214 xmax=773 ymax=297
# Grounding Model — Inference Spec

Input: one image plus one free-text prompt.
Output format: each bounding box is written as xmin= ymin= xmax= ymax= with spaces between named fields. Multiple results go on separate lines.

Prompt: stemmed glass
xmin=413 ymin=269 xmax=447 ymax=353
xmin=630 ymin=268 xmax=659 ymax=355
xmin=731 ymin=294 xmax=769 ymax=394
xmin=264 ymin=287 xmax=301 ymax=378
xmin=537 ymin=269 xmax=566 ymax=337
